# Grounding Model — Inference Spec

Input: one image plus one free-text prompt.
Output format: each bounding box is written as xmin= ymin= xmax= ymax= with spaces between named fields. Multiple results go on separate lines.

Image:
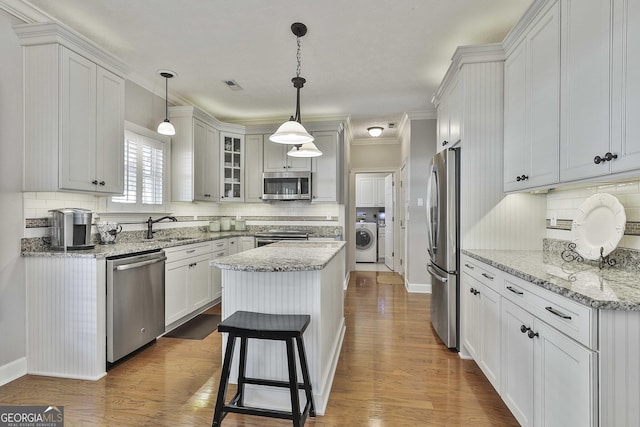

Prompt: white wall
xmin=406 ymin=119 xmax=437 ymax=291
xmin=0 ymin=9 xmax=27 ymax=384
xmin=546 ymin=180 xmax=640 ymax=250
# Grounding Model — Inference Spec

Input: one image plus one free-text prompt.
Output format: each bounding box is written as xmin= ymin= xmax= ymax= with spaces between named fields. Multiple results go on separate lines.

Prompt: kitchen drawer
xmin=211 ymin=249 xmax=228 ymax=259
xmin=501 ymin=275 xmax=597 ymax=349
xmin=211 ymin=239 xmax=229 ymax=251
xmin=165 ymin=242 xmax=212 ymax=264
xmin=461 ymin=256 xmax=501 ymax=293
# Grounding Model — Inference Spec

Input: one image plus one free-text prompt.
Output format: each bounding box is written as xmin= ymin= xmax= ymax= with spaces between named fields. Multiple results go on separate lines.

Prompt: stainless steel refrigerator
xmin=426 ymin=147 xmax=460 ymax=350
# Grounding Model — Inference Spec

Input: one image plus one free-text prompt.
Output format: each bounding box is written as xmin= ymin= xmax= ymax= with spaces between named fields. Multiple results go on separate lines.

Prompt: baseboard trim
xmin=0 ymin=357 xmax=27 ymax=386
xmin=406 ymin=282 xmax=431 ymax=293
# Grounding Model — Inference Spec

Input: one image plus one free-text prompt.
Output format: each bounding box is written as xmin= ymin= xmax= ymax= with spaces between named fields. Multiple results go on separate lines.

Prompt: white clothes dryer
xmin=355 ymin=222 xmax=377 ymax=262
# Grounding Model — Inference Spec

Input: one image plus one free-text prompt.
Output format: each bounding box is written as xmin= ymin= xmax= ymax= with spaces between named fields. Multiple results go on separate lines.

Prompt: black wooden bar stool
xmin=211 ymin=311 xmax=316 ymax=427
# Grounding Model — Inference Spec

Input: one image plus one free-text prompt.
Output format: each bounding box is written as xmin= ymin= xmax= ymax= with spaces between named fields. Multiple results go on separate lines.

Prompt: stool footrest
xmin=244 ymin=377 xmax=309 ymax=390
xmin=222 ymin=404 xmax=295 ymax=420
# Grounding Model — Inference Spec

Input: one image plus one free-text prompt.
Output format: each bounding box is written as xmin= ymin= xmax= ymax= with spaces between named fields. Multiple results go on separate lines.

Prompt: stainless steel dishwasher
xmin=107 ymin=249 xmax=166 ymax=364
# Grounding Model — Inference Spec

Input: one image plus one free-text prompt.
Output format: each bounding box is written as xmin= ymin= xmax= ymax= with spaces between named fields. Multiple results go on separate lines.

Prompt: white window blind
xmin=110 ymin=129 xmax=166 ymax=211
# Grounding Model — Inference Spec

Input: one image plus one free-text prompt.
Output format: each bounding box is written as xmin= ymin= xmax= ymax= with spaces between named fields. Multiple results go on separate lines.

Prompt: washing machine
xmin=355 ymin=222 xmax=377 ymax=262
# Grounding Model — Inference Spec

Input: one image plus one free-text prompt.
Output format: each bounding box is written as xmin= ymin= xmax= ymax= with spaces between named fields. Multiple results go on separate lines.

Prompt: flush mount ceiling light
xmin=269 ymin=22 xmax=322 ymax=158
xmin=157 ymin=70 xmax=176 ymax=136
xmin=367 ymin=126 xmax=384 ymax=137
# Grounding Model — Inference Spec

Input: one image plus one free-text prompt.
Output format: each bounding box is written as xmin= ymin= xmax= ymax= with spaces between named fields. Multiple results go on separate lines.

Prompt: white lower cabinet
xmin=164 ymin=242 xmax=213 ymax=327
xmin=462 ymin=255 xmax=597 ymax=427
xmin=238 ymin=236 xmax=255 ymax=252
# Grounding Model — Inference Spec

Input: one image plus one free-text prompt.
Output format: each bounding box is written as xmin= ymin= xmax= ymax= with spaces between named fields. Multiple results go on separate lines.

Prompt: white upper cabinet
xmin=560 ymin=0 xmax=613 ymax=182
xmin=356 ymin=174 xmax=386 ymax=207
xmin=244 ymin=134 xmax=264 ymax=203
xmin=220 ymin=133 xmax=244 ymax=202
xmin=436 ymin=75 xmax=462 ymax=152
xmin=263 ymin=141 xmax=310 ymax=172
xmin=17 ymin=23 xmax=126 ymax=194
xmin=504 ymin=0 xmax=560 ymax=192
xmin=311 ymin=129 xmax=343 ymax=204
xmin=170 ymin=107 xmax=220 ymax=202
xmin=610 ymin=0 xmax=640 ymax=174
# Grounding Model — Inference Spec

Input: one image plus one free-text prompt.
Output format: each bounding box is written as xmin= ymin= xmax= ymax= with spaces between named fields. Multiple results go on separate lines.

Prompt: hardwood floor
xmin=0 ymin=271 xmax=518 ymax=426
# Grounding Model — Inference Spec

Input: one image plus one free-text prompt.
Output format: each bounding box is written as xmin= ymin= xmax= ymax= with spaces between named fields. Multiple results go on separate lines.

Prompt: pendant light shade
xmin=157 ymin=70 xmax=176 ymax=136
xmin=269 ymin=119 xmax=314 ymax=144
xmin=287 ymin=142 xmax=322 ymax=158
xmin=270 ymin=23 xmax=322 ymax=157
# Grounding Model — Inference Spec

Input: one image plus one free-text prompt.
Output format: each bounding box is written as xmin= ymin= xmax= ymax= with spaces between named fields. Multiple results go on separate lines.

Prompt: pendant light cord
xmin=165 ymin=76 xmax=169 ymax=120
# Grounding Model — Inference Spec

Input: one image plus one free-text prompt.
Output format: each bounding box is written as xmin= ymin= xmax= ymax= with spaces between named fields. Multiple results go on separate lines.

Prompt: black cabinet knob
xmin=604 ymin=152 xmax=618 ymax=161
xmin=520 ymin=325 xmax=530 ymax=334
xmin=527 ymin=330 xmax=539 ymax=339
xmin=91 ymin=180 xmax=98 ymax=185
xmin=99 ymin=181 xmax=105 ymax=186
xmin=442 ymin=140 xmax=448 ymax=146
xmin=516 ymin=174 xmax=529 ymax=182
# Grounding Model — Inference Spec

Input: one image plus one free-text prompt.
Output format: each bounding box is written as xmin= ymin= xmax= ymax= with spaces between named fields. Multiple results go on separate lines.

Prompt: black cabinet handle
xmin=464 ymin=263 xmax=475 ymax=270
xmin=594 ymin=152 xmax=618 ymax=164
xmin=527 ymin=330 xmax=539 ymax=339
xmin=520 ymin=325 xmax=530 ymax=334
xmin=507 ymin=286 xmax=524 ymax=295
xmin=545 ymin=306 xmax=572 ymax=320
xmin=481 ymin=273 xmax=494 ymax=281
xmin=516 ymin=174 xmax=529 ymax=182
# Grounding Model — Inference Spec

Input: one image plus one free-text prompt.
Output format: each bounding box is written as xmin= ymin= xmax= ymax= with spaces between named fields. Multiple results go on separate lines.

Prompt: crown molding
xmin=0 ymin=0 xmax=50 ymax=23
xmin=502 ymin=0 xmax=551 ymax=56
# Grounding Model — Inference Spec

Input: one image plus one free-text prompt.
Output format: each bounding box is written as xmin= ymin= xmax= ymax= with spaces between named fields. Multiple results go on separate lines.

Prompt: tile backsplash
xmin=546 ymin=180 xmax=640 ymax=250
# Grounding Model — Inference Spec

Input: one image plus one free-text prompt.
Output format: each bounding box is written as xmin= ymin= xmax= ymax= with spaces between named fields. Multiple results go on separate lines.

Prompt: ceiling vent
xmin=223 ymin=80 xmax=243 ymax=91
xmin=388 ymin=122 xmax=396 ymax=129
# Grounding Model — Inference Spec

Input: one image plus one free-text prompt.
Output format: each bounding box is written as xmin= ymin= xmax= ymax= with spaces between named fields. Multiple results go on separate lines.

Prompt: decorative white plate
xmin=571 ymin=193 xmax=626 ymax=260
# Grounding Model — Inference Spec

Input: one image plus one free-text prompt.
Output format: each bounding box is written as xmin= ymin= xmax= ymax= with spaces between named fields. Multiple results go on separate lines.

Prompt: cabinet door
xmin=447 ymin=77 xmax=462 ymax=145
xmin=188 ymin=254 xmax=211 ymax=311
xmin=59 ymin=47 xmax=97 ymax=192
xmin=165 ymin=263 xmax=190 ymax=326
xmin=263 ymin=141 xmax=287 ymax=172
xmin=193 ymin=119 xmax=208 ymax=201
xmin=479 ymin=284 xmax=501 ymax=393
xmin=611 ymin=0 xmax=640 ymax=173
xmin=245 ymin=134 xmax=264 ymax=202
xmin=437 ymin=96 xmax=450 ymax=152
xmin=210 ymin=249 xmax=228 ymax=301
xmin=527 ymin=1 xmax=560 ymax=189
xmin=375 ymin=177 xmax=386 ymax=206
xmin=504 ymin=40 xmax=528 ymax=191
xmin=534 ymin=320 xmax=597 ymax=427
xmin=560 ymin=0 xmax=613 ymax=181
xmin=501 ymin=298 xmax=535 ymax=427
xmin=220 ymin=133 xmax=244 ymax=201
xmin=357 ymin=177 xmax=375 ymax=207
xmin=461 ymin=273 xmax=481 ymax=359
xmin=239 ymin=236 xmax=255 ymax=252
xmin=312 ymin=131 xmax=342 ymax=203
xmin=95 ymin=67 xmax=124 ymax=194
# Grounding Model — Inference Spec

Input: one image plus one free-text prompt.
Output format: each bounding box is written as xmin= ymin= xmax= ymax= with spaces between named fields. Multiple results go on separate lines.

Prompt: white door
xmin=384 ymin=173 xmax=394 ymax=270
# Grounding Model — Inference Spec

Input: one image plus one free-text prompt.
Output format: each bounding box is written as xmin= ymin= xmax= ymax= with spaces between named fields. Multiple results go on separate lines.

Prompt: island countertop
xmin=463 ymin=249 xmax=640 ymax=311
xmin=210 ymin=240 xmax=346 ymax=272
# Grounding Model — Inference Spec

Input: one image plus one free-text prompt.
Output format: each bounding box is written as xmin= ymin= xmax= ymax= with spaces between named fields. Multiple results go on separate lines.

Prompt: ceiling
xmin=23 ymin=0 xmax=533 ymax=141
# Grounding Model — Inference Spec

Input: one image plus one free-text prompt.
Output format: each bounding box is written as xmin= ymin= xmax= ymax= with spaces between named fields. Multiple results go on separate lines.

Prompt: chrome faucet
xmin=146 ymin=216 xmax=177 ymax=239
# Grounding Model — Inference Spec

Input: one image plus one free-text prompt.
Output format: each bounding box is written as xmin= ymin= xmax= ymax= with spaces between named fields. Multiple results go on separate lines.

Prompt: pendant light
xmin=157 ymin=70 xmax=176 ymax=136
xmin=269 ymin=23 xmax=322 ymax=157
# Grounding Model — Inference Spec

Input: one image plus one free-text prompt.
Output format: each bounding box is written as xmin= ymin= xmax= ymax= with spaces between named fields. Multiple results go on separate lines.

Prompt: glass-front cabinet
xmin=220 ymin=132 xmax=244 ymax=202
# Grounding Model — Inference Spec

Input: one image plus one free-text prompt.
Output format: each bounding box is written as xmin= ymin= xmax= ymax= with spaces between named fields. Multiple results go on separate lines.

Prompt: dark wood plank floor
xmin=0 ymin=270 xmax=518 ymax=426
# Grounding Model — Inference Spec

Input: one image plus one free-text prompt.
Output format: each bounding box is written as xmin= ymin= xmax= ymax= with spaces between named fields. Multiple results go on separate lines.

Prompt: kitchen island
xmin=210 ymin=241 xmax=346 ymax=415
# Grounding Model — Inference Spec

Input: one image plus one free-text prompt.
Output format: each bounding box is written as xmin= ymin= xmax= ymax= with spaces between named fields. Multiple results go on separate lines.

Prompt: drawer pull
xmin=464 ymin=263 xmax=475 ymax=270
xmin=507 ymin=286 xmax=524 ymax=295
xmin=545 ymin=306 xmax=572 ymax=320
xmin=186 ymin=249 xmax=196 ymax=254
xmin=481 ymin=272 xmax=494 ymax=281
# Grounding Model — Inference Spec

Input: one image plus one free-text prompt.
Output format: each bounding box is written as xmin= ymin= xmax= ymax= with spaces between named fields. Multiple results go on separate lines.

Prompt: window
xmin=109 ymin=123 xmax=169 ymax=212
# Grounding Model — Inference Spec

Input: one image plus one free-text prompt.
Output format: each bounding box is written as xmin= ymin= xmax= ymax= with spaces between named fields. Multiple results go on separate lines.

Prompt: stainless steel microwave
xmin=262 ymin=172 xmax=311 ymax=200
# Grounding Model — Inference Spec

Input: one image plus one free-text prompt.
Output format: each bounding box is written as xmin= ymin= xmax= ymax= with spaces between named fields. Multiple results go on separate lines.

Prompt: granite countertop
xmin=463 ymin=249 xmax=640 ymax=311
xmin=210 ymin=241 xmax=347 ymax=272
xmin=21 ymin=231 xmax=252 ymax=259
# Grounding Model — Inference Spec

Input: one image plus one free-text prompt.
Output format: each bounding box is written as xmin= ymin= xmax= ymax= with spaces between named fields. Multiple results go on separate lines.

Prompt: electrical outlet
xmin=550 ymin=212 xmax=557 ymax=227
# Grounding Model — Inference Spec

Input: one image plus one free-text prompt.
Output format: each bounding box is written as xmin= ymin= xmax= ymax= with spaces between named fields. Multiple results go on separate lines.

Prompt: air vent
xmin=223 ymin=80 xmax=243 ymax=91
xmin=388 ymin=122 xmax=396 ymax=129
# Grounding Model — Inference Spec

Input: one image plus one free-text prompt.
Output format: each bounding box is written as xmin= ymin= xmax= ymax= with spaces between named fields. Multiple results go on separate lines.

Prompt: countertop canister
xmin=209 ymin=220 xmax=220 ymax=232
xmin=220 ymin=218 xmax=231 ymax=231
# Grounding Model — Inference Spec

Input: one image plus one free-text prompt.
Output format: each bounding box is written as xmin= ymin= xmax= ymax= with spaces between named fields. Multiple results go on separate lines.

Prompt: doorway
xmin=354 ymin=171 xmax=395 ymax=271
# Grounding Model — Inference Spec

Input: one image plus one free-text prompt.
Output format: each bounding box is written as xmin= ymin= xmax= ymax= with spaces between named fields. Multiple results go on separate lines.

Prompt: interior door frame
xmin=350 ymin=167 xmax=400 ymax=272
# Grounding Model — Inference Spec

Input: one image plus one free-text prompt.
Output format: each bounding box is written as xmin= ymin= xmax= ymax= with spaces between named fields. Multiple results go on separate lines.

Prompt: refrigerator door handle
xmin=427 ymin=265 xmax=448 ymax=283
